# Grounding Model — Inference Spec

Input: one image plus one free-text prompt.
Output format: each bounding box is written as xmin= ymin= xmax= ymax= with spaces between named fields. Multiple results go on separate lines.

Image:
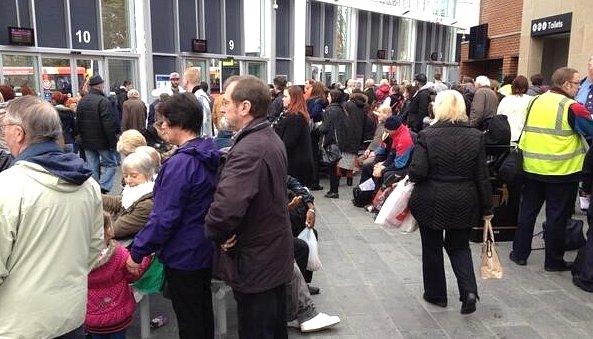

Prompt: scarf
xmin=121 ymin=181 xmax=154 ymax=210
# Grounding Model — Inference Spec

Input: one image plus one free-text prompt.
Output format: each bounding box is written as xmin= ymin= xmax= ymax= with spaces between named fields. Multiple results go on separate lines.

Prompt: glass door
xmin=246 ymin=61 xmax=266 ymax=83
xmin=41 ymin=57 xmax=73 ymax=98
xmin=0 ymin=54 xmax=39 ymax=96
xmin=74 ymin=58 xmax=103 ymax=94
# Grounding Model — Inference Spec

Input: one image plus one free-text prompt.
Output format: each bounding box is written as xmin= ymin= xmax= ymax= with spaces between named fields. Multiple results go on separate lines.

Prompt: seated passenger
xmin=103 ymin=151 xmax=156 ymax=242
xmin=287 ymin=262 xmax=340 ymax=333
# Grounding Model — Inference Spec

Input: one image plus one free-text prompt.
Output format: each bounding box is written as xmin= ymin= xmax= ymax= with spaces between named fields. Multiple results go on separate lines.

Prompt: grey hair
xmin=5 ymin=96 xmax=63 ymax=145
xmin=122 ymin=151 xmax=156 ymax=180
xmin=475 ymin=76 xmax=491 ymax=88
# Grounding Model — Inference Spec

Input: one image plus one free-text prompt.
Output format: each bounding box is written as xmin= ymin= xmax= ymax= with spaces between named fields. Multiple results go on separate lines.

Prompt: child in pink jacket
xmin=86 ymin=213 xmax=149 ymax=338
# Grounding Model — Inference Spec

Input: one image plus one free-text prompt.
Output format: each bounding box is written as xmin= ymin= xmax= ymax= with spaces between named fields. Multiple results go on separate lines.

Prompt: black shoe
xmin=346 ymin=177 xmax=353 ymax=186
xmin=460 ymin=293 xmax=477 ymax=314
xmin=509 ymin=251 xmax=527 ymax=266
xmin=573 ymin=276 xmax=593 ymax=292
xmin=423 ymin=293 xmax=447 ymax=307
xmin=545 ymin=261 xmax=573 ymax=272
xmin=308 ymin=284 xmax=320 ymax=295
xmin=324 ymin=192 xmax=339 ymax=199
xmin=310 ymin=185 xmax=324 ymax=191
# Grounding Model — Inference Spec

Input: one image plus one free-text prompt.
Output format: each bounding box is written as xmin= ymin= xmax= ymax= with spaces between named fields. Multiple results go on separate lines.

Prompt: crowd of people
xmin=3 ymin=55 xmax=593 ymax=338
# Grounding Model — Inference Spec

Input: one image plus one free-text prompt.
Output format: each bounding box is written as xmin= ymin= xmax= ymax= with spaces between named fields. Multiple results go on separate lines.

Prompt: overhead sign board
xmin=531 ymin=13 xmax=572 ymax=37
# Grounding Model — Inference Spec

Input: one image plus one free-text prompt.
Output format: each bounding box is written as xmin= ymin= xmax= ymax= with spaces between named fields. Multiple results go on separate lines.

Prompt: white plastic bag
xmin=399 ymin=213 xmax=418 ymax=233
xmin=297 ymin=228 xmax=322 ymax=271
xmin=374 ymin=176 xmax=415 ymax=229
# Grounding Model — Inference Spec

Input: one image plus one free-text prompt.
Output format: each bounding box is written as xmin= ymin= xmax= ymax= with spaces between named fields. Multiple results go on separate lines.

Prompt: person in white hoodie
xmin=496 ymin=75 xmax=533 ymax=142
xmin=182 ymin=67 xmax=213 ymax=138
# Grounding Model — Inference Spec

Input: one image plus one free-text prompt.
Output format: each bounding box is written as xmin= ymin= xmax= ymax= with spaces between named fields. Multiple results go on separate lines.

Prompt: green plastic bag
xmin=132 ymin=257 xmax=165 ymax=294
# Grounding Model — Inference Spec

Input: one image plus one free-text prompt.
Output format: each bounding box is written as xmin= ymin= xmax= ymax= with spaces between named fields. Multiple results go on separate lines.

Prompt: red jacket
xmin=86 ymin=244 xmax=148 ymax=334
xmin=375 ymin=84 xmax=391 ymax=104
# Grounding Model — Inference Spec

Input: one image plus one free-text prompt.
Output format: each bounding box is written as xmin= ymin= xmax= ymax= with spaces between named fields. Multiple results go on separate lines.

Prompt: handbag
xmin=498 ymin=96 xmax=539 ymax=184
xmin=321 ymin=129 xmax=342 ymax=164
xmin=480 ymin=217 xmax=503 ymax=279
xmin=539 ymin=219 xmax=586 ymax=251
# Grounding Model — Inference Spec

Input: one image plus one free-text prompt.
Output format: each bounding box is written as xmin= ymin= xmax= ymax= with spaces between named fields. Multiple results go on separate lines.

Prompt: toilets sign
xmin=531 ymin=13 xmax=572 ymax=37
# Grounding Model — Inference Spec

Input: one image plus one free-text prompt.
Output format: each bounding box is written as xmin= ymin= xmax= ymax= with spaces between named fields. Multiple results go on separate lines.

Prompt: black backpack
xmin=0 ymin=149 xmax=13 ymax=173
xmin=483 ymin=115 xmax=511 ymax=145
xmin=352 ymin=186 xmax=375 ymax=207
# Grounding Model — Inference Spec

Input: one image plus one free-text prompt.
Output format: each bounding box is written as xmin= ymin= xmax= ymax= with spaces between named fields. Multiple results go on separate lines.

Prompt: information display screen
xmin=8 ymin=27 xmax=34 ymax=46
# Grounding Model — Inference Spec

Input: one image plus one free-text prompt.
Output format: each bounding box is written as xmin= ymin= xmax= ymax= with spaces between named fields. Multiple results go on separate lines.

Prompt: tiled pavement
xmin=127 ymin=178 xmax=593 ymax=338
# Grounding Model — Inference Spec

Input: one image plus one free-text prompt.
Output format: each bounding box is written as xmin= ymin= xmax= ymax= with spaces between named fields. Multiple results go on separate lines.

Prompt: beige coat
xmin=0 ymin=161 xmax=104 ymax=338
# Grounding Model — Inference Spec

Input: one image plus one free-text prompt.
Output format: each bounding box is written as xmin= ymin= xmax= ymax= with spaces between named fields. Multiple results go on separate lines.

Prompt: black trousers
xmin=513 ymin=179 xmax=578 ymax=268
xmin=419 ymin=226 xmax=477 ymax=301
xmin=293 ymin=231 xmax=318 ymax=283
xmin=165 ymin=267 xmax=214 ymax=339
xmin=328 ymin=162 xmax=340 ymax=193
xmin=311 ymin=131 xmax=322 ymax=187
xmin=294 ymin=237 xmax=309 ymax=282
xmin=234 ymin=284 xmax=288 ymax=339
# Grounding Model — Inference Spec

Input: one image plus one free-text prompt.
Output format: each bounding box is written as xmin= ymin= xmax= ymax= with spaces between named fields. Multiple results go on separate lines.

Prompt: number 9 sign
xmin=228 ymin=40 xmax=235 ymax=51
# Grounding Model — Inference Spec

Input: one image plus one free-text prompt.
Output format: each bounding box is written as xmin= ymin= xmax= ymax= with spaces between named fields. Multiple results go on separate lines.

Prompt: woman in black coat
xmin=408 ymin=90 xmax=492 ymax=315
xmin=274 ymin=85 xmax=315 ymax=187
xmin=320 ymin=89 xmax=348 ymax=198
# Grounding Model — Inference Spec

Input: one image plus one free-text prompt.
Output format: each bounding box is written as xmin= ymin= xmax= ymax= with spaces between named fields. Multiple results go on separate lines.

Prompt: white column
xmin=135 ymin=0 xmax=154 ymax=103
xmin=265 ymin=0 xmax=275 ymax=82
xmin=292 ymin=0 xmax=307 ymax=84
xmin=350 ymin=9 xmax=359 ymax=77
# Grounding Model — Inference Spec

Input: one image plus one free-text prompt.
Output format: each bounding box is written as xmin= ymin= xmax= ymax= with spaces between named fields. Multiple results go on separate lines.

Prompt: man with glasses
xmin=510 ymin=67 xmax=593 ymax=271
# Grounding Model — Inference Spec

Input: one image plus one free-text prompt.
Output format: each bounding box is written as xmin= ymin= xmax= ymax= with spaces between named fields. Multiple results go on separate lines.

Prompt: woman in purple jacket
xmin=127 ymin=93 xmax=220 ymax=339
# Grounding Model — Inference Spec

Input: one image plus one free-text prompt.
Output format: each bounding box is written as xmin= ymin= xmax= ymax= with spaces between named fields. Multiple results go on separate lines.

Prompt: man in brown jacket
xmin=121 ymin=89 xmax=147 ymax=132
xmin=205 ymin=75 xmax=293 ymax=339
xmin=469 ymin=75 xmax=499 ymax=130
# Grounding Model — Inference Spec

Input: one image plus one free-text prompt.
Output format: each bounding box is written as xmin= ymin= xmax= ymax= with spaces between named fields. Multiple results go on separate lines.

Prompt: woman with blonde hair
xmin=408 ymin=90 xmax=493 ymax=315
xmin=116 ymin=129 xmax=147 ymax=157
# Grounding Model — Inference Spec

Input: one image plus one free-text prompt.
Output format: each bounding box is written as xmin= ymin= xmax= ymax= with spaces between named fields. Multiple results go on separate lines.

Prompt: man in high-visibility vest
xmin=511 ymin=67 xmax=593 ymax=271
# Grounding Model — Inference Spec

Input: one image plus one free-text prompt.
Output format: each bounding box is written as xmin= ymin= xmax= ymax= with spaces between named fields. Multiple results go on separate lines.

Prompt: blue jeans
xmin=85 ymin=148 xmax=119 ymax=192
xmin=89 ymin=330 xmax=126 ymax=339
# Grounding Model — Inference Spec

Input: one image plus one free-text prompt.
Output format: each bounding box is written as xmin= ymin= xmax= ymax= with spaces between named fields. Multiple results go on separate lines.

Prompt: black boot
xmin=346 ymin=177 xmax=353 ymax=186
xmin=460 ymin=292 xmax=477 ymax=314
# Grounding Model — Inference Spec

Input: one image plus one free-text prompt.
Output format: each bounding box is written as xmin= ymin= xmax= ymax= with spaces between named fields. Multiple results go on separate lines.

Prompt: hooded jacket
xmin=131 ymin=138 xmax=220 ymax=271
xmin=375 ymin=84 xmax=391 ymax=104
xmin=0 ymin=141 xmax=104 ymax=338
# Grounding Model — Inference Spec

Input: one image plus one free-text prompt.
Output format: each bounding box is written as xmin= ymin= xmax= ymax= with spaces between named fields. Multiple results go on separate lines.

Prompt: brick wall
xmin=479 ymin=0 xmax=523 ymax=36
xmin=460 ymin=0 xmax=523 ymax=80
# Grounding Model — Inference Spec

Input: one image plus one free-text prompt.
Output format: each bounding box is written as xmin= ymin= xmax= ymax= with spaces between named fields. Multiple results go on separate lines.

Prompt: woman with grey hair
xmin=103 ymin=151 xmax=155 ymax=241
xmin=122 ymin=88 xmax=148 ymax=132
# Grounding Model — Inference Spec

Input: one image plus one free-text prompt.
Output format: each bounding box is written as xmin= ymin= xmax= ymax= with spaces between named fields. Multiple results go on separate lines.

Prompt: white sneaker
xmin=300 ymin=312 xmax=341 ymax=332
xmin=287 ymin=319 xmax=300 ymax=329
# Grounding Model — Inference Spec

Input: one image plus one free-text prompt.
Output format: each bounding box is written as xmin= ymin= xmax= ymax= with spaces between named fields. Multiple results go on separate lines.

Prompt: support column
xmin=136 ymin=0 xmax=153 ymax=103
xmin=292 ymin=0 xmax=307 ymax=84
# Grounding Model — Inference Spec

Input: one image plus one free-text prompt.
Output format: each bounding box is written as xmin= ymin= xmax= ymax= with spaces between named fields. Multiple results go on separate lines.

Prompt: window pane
xmin=41 ymin=58 xmax=72 ymax=96
xmin=76 ymin=60 xmax=100 ymax=93
xmin=209 ymin=59 xmax=221 ymax=94
xmin=244 ymin=0 xmax=262 ymax=55
xmin=398 ymin=18 xmax=413 ymax=61
xmin=335 ymin=6 xmax=351 ymax=60
xmin=247 ymin=63 xmax=265 ymax=81
xmin=108 ymin=59 xmax=134 ymax=93
xmin=1 ymin=54 xmax=38 ymax=96
xmin=102 ymin=0 xmax=131 ymax=49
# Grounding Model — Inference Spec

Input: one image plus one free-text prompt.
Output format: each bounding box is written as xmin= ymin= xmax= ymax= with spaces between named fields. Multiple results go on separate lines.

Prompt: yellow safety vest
xmin=519 ymin=92 xmax=586 ymax=176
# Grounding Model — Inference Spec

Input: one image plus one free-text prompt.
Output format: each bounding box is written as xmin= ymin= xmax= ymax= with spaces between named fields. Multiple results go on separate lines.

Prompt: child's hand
xmin=126 ymin=257 xmax=142 ymax=276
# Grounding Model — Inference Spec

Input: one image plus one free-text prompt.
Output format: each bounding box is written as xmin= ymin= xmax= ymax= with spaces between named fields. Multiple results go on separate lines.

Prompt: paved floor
xmin=127 ymin=177 xmax=593 ymax=339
